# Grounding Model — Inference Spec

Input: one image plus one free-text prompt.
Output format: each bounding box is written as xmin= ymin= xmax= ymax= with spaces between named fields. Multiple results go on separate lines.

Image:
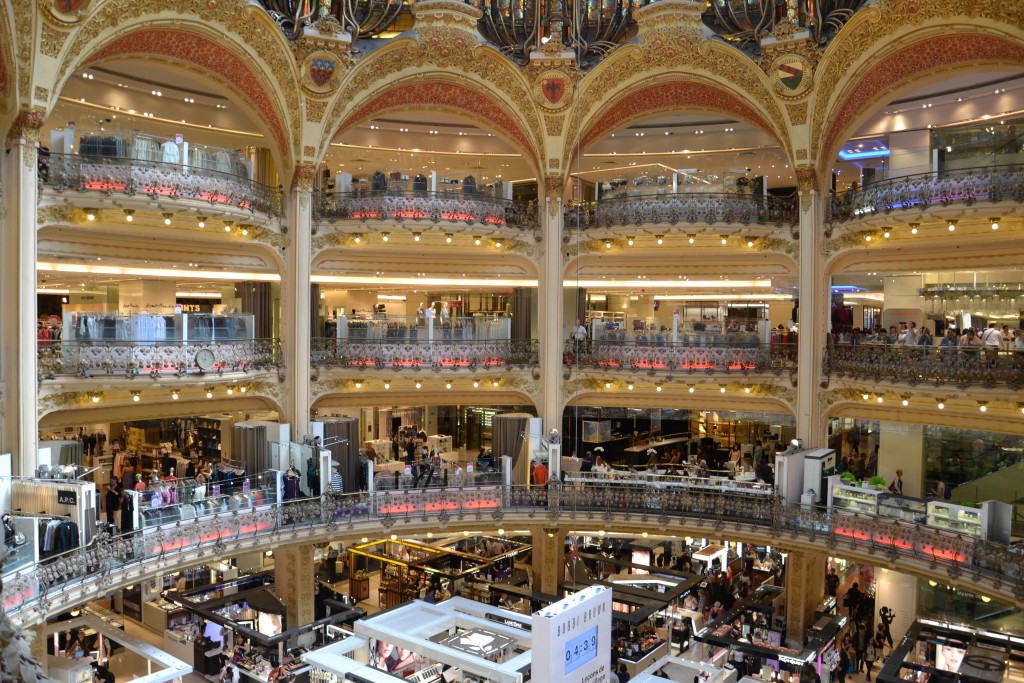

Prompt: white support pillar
xmin=284 ymin=165 xmax=314 ymax=440
xmin=796 ymin=169 xmax=828 ymax=448
xmin=540 ymin=177 xmax=565 ymax=435
xmin=2 ymin=111 xmax=44 ymax=474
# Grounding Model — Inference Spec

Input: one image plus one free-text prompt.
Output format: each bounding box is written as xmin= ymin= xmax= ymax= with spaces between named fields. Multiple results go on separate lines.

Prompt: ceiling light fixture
xmin=384 ymin=381 xmax=391 ymax=389
xmin=123 ymin=209 xmax=134 ymax=222
xmin=445 ymin=233 xmax=453 ymax=243
xmin=655 ymin=235 xmax=664 ymax=245
xmin=627 ymin=236 xmax=634 ymax=246
xmin=90 ymin=393 xmax=100 ymax=403
xmin=491 ymin=379 xmax=500 ymax=387
xmin=936 ymin=398 xmax=945 ymax=410
xmin=162 ymin=212 xmax=173 ymax=225
xmin=948 ymin=220 xmax=958 ymax=232
xmin=413 ymin=232 xmax=421 ymax=241
xmin=687 ymin=235 xmax=695 ymax=244
xmin=171 ymin=390 xmax=179 ymax=400
xmin=353 ymin=234 xmax=362 ymax=243
xmin=978 ymin=401 xmax=988 ymax=412
xmin=720 ymin=236 xmax=728 ymax=245
xmin=86 ymin=209 xmax=96 ymax=221
xmin=131 ymin=391 xmax=141 ymax=402
xmin=494 ymin=240 xmax=502 ymax=248
xmin=381 ymin=232 xmax=390 ymax=242
xmin=473 ymin=236 xmax=481 ymax=245
xmin=197 ymin=216 xmax=206 ymax=228
xmin=604 ymin=240 xmax=612 ymax=249
xmin=883 ymin=228 xmax=891 ymax=238
xmin=990 ymin=217 xmax=1000 ymax=230
xmin=687 ymin=384 xmax=695 ymax=393
xmin=909 ymin=222 xmax=919 ymax=235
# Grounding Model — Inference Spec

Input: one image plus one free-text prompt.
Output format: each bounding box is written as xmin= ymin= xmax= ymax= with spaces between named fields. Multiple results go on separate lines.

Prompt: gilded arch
xmin=329 ymin=76 xmax=543 ymax=174
xmin=315 ymin=32 xmax=544 ymax=170
xmin=811 ymin=0 xmax=1024 ymax=168
xmin=51 ymin=3 xmax=301 ymax=171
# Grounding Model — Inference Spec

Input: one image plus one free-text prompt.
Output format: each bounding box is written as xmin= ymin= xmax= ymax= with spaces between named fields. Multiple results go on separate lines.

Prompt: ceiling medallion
xmin=770 ymin=53 xmax=813 ymax=98
xmin=302 ymin=50 xmax=341 ymax=94
xmin=48 ymin=0 xmax=91 ymax=23
xmin=535 ymin=70 xmax=575 ymax=111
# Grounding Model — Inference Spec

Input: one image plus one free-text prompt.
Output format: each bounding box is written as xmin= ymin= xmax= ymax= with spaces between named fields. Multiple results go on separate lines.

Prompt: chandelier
xmin=702 ymin=0 xmax=865 ymax=55
xmin=477 ymin=0 xmax=648 ymax=67
xmin=258 ymin=0 xmax=404 ymax=40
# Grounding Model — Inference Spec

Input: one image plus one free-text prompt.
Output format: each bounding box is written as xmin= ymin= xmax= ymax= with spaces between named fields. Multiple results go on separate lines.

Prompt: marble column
xmin=283 ymin=165 xmax=314 ymax=440
xmin=784 ymin=549 xmax=826 ymax=647
xmin=274 ymin=545 xmax=316 ymax=630
xmin=539 ymin=176 xmax=565 ymax=434
xmin=1 ymin=111 xmax=44 ymax=474
xmin=530 ymin=526 xmax=566 ymax=596
xmin=795 ymin=168 xmax=829 ymax=448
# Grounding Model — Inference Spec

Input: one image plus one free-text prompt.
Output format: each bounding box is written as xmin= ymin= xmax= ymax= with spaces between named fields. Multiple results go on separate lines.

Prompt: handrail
xmin=40 ymin=152 xmax=284 ymax=217
xmin=37 ymin=338 xmax=283 ymax=379
xmin=566 ymin=341 xmax=798 ymax=375
xmin=822 ymin=342 xmax=1024 ymax=389
xmin=825 ymin=163 xmax=1024 ymax=228
xmin=311 ymin=337 xmax=540 ymax=370
xmin=3 ymin=483 xmax=1021 ymax=625
xmin=312 ymin=189 xmax=539 ymax=230
xmin=565 ymin=192 xmax=799 ymax=230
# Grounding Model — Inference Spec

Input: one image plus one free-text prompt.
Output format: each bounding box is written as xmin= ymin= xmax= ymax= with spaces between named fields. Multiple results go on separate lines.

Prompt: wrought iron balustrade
xmin=37 ymin=339 xmax=283 ymax=379
xmin=311 ymin=337 xmax=540 ymax=370
xmin=567 ymin=341 xmax=798 ymax=375
xmin=825 ymin=164 xmax=1024 ymax=230
xmin=3 ymin=484 xmax=1022 ymax=625
xmin=313 ymin=190 xmax=538 ymax=230
xmin=823 ymin=343 xmax=1024 ymax=390
xmin=41 ymin=153 xmax=283 ymax=217
xmin=566 ymin=192 xmax=798 ymax=230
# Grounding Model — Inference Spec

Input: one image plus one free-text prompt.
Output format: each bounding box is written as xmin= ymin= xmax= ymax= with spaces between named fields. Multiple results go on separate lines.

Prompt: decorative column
xmin=1 ymin=110 xmax=44 ymax=474
xmin=283 ymin=164 xmax=315 ymax=439
xmin=539 ymin=176 xmax=565 ymax=434
xmin=783 ymin=549 xmax=826 ymax=647
xmin=795 ymin=167 xmax=828 ymax=447
xmin=531 ymin=526 xmax=566 ymax=595
xmin=274 ymin=545 xmax=316 ymax=630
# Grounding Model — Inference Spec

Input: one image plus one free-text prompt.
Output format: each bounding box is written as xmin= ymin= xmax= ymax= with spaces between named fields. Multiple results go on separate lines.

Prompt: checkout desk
xmin=618 ymin=637 xmax=670 ymax=677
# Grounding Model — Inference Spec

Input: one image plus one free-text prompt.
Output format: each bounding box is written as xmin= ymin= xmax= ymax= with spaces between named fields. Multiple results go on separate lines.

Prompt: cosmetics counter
xmin=695 ymin=585 xmax=845 ymax=683
xmin=875 ymin=619 xmax=1024 ymax=683
xmin=829 ymin=481 xmax=1012 ymax=541
xmin=168 ymin=573 xmax=365 ymax=681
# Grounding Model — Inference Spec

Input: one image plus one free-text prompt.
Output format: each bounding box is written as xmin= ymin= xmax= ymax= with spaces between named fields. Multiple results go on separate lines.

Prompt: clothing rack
xmin=11 ymin=479 xmax=96 ymax=548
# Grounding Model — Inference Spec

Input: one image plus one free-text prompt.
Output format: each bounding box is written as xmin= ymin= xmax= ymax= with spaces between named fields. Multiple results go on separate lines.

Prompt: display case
xmin=426 ymin=435 xmax=453 ymax=453
xmin=830 ymin=483 xmax=882 ymax=515
xmin=926 ymin=501 xmax=990 ymax=539
xmin=183 ymin=313 xmax=255 ymax=342
xmin=878 ymin=495 xmax=926 ymax=523
xmin=142 ymin=597 xmax=194 ymax=632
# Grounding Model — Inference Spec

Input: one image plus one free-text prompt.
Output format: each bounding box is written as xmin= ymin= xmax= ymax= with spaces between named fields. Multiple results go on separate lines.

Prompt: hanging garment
xmin=161 ymin=141 xmax=180 ymax=164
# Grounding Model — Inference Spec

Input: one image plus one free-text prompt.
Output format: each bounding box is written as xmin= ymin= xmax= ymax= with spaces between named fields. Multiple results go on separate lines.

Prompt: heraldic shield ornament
xmin=303 ymin=51 xmax=341 ymax=94
xmin=536 ymin=70 xmax=574 ymax=111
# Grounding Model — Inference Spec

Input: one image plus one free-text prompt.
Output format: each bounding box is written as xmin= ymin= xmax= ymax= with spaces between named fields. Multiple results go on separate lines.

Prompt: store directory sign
xmin=532 ymin=585 xmax=612 ymax=683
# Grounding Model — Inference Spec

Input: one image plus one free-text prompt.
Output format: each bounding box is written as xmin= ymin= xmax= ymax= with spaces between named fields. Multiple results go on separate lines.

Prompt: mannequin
xmin=134 ymin=474 xmax=146 ymax=492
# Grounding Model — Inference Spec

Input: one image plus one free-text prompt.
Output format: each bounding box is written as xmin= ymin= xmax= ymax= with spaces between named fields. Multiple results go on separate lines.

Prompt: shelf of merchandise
xmin=926 ymin=501 xmax=987 ymax=539
xmin=831 ymin=483 xmax=882 ymax=515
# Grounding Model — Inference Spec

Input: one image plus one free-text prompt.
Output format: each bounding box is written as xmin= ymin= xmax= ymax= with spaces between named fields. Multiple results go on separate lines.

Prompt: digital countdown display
xmin=564 ymin=626 xmax=598 ymax=674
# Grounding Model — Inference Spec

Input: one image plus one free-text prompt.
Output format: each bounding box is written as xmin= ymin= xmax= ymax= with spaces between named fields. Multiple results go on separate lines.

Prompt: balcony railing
xmin=564 ymin=192 xmax=798 ymax=230
xmin=3 ymin=484 xmax=1022 ymax=624
xmin=825 ymin=164 xmax=1024 ymax=229
xmin=41 ymin=153 xmax=284 ymax=217
xmin=567 ymin=341 xmax=798 ymax=375
xmin=313 ymin=190 xmax=538 ymax=230
xmin=37 ymin=339 xmax=282 ymax=379
xmin=822 ymin=343 xmax=1024 ymax=389
xmin=311 ymin=338 xmax=539 ymax=370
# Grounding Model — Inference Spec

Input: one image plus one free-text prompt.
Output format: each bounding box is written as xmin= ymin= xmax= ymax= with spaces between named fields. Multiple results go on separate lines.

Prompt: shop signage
xmin=57 ymin=489 xmax=77 ymax=505
xmin=485 ymin=612 xmax=531 ymax=631
xmin=531 ymin=584 xmax=612 ymax=683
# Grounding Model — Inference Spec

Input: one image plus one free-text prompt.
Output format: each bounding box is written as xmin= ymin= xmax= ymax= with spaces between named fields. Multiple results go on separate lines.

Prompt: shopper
xmin=853 ymin=622 xmax=869 ymax=673
xmin=843 ymin=582 xmax=862 ymax=620
xmin=219 ymin=662 xmax=240 ymax=683
xmin=888 ymin=469 xmax=904 ymax=496
xmin=617 ymin=663 xmax=631 ymax=683
xmin=836 ymin=642 xmax=850 ymax=683
xmin=825 ymin=567 xmax=840 ymax=597
xmin=864 ymin=635 xmax=878 ymax=681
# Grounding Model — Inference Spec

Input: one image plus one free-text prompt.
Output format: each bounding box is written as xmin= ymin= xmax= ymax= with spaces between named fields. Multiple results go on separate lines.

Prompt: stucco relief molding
xmin=6 ymin=109 xmax=45 ymax=167
xmin=55 ymin=1 xmax=301 ymax=165
xmin=823 ymin=230 xmax=876 ymax=259
xmin=322 ymin=35 xmax=542 ymax=170
xmin=810 ymin=0 xmax=1024 ymax=165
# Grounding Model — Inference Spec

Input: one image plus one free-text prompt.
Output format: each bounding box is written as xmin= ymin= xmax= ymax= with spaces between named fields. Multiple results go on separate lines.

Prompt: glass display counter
xmin=926 ymin=501 xmax=986 ymax=539
xmin=831 ymin=483 xmax=882 ymax=514
xmin=878 ymin=495 xmax=926 ymax=523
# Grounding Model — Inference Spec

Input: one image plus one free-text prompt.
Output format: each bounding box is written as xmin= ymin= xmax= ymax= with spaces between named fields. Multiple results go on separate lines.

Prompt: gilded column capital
xmin=292 ymin=164 xmax=317 ymax=193
xmin=6 ymin=110 xmax=45 ymax=165
xmin=795 ymin=166 xmax=824 ymax=212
